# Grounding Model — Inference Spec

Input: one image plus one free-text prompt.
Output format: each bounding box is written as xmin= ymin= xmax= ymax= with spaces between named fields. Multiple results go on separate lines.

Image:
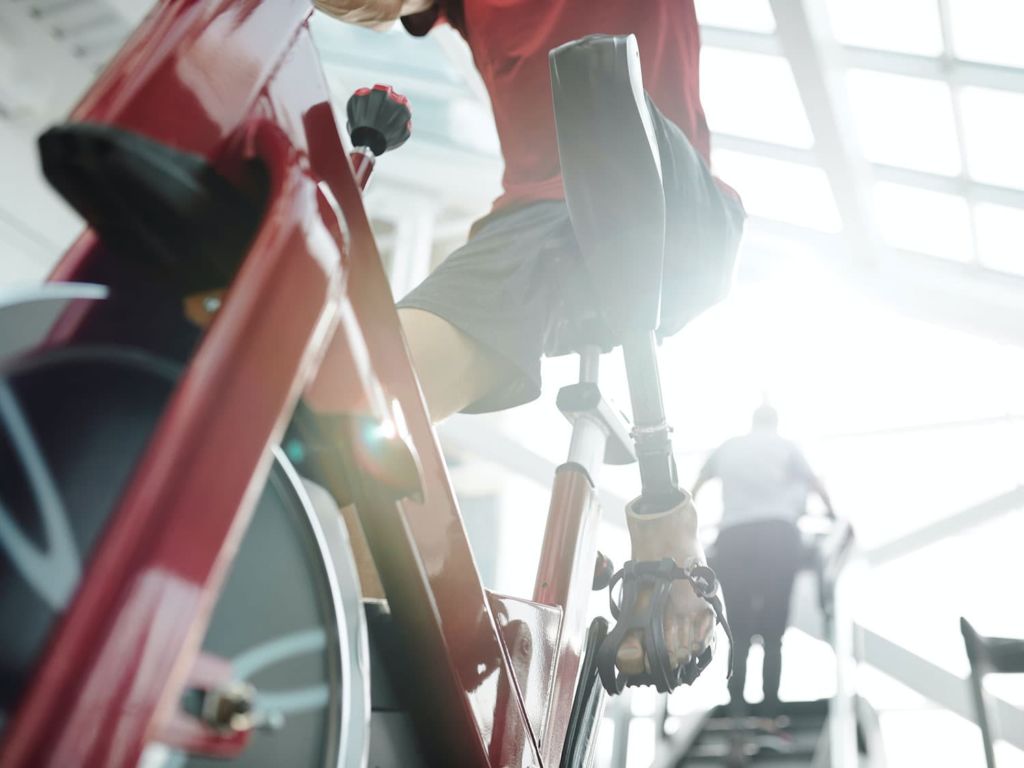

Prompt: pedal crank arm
xmin=560 ymin=617 xmax=610 ymax=768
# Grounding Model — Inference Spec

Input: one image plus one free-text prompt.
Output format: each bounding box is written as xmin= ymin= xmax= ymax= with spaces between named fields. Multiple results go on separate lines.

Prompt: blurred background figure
xmin=693 ymin=403 xmax=835 ymax=716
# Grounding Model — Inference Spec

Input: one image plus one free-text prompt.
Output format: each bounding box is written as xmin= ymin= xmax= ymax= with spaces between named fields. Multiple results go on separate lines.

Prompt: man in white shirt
xmin=692 ymin=404 xmax=834 ymax=712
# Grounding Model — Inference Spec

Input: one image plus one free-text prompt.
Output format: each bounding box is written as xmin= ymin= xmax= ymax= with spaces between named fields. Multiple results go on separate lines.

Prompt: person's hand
xmin=312 ymin=0 xmax=403 ymax=28
xmin=616 ymin=494 xmax=718 ymax=675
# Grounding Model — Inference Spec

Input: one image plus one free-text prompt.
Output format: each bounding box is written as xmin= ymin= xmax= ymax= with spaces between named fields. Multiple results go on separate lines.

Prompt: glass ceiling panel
xmin=960 ymin=86 xmax=1024 ymax=191
xmin=975 ymin=202 xmax=1024 ymax=277
xmin=694 ymin=0 xmax=775 ymax=34
xmin=948 ymin=0 xmax=1024 ymax=69
xmin=874 ymin=181 xmax=973 ymax=262
xmin=700 ymin=48 xmax=814 ymax=148
xmin=846 ymin=69 xmax=961 ymax=176
xmin=711 ymin=149 xmax=841 ymax=231
xmin=826 ymin=0 xmax=944 ymax=57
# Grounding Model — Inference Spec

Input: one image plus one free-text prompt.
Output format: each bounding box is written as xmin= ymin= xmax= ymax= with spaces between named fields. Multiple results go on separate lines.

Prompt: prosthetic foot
xmin=596 ymin=498 xmax=733 ymax=694
xmin=551 ymin=33 xmax=732 ymax=694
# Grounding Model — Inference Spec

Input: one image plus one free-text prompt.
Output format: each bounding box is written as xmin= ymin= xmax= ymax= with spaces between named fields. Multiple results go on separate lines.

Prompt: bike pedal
xmin=595 ymin=558 xmax=733 ymax=694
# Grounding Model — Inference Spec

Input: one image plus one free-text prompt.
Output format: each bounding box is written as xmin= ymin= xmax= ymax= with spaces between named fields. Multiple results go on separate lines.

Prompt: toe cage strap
xmin=597 ymin=558 xmax=733 ymax=695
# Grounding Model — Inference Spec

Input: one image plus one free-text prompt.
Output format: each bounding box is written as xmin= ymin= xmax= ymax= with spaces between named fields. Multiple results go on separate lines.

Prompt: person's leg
xmin=710 ymin=526 xmax=757 ymax=713
xmin=728 ymin=633 xmax=752 ymax=713
xmin=612 ymin=102 xmax=743 ymax=677
xmin=398 ymin=308 xmax=515 ymax=422
xmin=396 ymin=200 xmax=571 ymax=418
xmin=341 ymin=203 xmax=571 ymax=597
xmin=645 ymin=95 xmax=744 ymax=341
xmin=758 ymin=521 xmax=802 ymax=710
xmin=341 ymin=310 xmax=510 ymax=597
xmin=761 ymin=633 xmax=783 ymax=711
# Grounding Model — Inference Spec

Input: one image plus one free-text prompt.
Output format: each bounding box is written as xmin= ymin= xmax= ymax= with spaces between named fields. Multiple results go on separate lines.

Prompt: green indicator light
xmin=285 ymin=438 xmax=307 ymax=464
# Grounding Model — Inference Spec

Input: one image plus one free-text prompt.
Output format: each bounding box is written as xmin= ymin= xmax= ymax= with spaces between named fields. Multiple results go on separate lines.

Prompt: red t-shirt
xmin=404 ymin=0 xmax=711 ymax=211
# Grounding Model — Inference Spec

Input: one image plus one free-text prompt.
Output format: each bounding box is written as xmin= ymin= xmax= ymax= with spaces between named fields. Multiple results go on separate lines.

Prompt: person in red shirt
xmin=316 ymin=0 xmax=744 ymax=680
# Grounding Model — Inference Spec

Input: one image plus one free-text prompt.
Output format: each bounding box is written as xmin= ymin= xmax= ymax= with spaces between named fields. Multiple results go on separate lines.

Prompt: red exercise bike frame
xmin=0 ymin=2 xmax=605 ymax=765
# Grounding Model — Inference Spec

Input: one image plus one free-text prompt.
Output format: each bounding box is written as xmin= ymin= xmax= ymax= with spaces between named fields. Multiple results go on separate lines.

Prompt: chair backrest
xmin=960 ymin=616 xmax=1024 ymax=768
xmin=550 ymin=34 xmax=666 ymax=340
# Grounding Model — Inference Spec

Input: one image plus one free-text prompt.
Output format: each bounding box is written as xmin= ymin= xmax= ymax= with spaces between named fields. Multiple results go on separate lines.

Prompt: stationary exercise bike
xmin=0 ymin=3 xmax=727 ymax=766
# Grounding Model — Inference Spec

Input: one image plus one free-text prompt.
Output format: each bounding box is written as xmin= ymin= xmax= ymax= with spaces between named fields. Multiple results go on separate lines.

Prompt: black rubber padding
xmin=560 ymin=616 xmax=609 ymax=768
xmin=346 ymin=86 xmax=411 ymax=156
xmin=39 ymin=123 xmax=264 ymax=294
xmin=0 ymin=346 xmax=351 ymax=766
xmin=550 ymin=34 xmax=666 ymax=337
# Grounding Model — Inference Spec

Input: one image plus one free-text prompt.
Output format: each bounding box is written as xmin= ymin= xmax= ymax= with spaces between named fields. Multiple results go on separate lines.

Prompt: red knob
xmin=593 ymin=552 xmax=615 ymax=590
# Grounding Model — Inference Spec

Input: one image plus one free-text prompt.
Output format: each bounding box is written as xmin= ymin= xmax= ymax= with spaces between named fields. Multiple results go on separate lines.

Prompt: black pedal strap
xmin=596 ymin=558 xmax=733 ymax=694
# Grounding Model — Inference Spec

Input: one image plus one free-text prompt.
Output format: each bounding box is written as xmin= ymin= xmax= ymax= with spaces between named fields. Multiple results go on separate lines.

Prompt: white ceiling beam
xmin=701 ymin=25 xmax=780 ymax=56
xmin=715 ymin=131 xmax=1024 ymax=208
xmin=737 ymin=216 xmax=1024 ymax=347
xmin=864 ymin=486 xmax=1024 ymax=566
xmin=768 ymin=0 xmax=881 ymax=263
xmin=859 ymin=625 xmax=1024 ymax=752
xmin=843 ymin=45 xmax=1024 ymax=94
xmin=703 ymin=24 xmax=1024 ymax=94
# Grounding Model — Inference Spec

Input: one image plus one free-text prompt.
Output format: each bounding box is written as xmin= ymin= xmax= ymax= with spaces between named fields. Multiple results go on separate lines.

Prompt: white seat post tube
xmin=566 ymin=345 xmax=609 ymax=478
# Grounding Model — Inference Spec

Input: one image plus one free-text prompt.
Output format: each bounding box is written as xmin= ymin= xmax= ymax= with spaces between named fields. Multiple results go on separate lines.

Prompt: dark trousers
xmin=712 ymin=519 xmax=802 ymax=713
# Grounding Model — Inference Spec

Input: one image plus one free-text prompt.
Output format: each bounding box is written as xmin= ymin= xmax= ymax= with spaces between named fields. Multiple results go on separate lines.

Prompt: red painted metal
xmin=154 ymin=653 xmax=250 ymax=759
xmin=1 ymin=1 xmax=609 ymax=765
xmin=488 ymin=592 xmax=563 ymax=749
xmin=300 ymin=37 xmax=545 ymax=767
xmin=3 ymin=116 xmax=342 ymax=765
xmin=349 ymin=149 xmax=374 ymax=188
xmin=333 ymin=122 xmax=545 ymax=767
xmin=533 ymin=464 xmax=605 ymax=766
xmin=295 ymin=31 xmax=544 ymax=764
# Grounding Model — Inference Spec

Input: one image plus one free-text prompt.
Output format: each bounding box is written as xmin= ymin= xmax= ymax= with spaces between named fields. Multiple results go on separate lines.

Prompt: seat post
xmin=566 ymin=345 xmax=608 ymax=478
xmin=578 ymin=344 xmax=600 ymax=384
xmin=622 ymin=331 xmax=682 ymax=512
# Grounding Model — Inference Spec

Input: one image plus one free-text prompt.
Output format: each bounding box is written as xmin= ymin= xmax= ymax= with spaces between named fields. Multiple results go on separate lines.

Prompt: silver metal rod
xmin=567 ymin=415 xmax=607 ymax=478
xmin=621 ymin=332 xmax=665 ymax=429
xmin=579 ymin=345 xmax=600 ymax=384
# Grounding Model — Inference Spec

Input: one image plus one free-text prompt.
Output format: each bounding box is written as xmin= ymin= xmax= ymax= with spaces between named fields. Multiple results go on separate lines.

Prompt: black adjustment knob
xmin=593 ymin=551 xmax=614 ymax=591
xmin=346 ymin=84 xmax=412 ymax=156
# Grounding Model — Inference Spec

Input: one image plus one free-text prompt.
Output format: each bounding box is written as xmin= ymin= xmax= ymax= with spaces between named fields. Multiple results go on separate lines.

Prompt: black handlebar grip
xmin=346 ymin=84 xmax=412 ymax=156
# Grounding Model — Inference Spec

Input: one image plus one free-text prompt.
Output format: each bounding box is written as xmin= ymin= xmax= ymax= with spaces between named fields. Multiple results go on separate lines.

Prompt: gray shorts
xmin=397 ymin=101 xmax=744 ymax=414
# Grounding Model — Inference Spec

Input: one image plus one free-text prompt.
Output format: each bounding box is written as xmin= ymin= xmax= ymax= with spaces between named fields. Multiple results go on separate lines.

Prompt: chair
xmin=960 ymin=616 xmax=1024 ymax=768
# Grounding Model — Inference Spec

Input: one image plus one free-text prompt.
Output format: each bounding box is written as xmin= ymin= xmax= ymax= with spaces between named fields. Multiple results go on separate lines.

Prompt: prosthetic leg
xmin=550 ymin=34 xmax=733 ymax=694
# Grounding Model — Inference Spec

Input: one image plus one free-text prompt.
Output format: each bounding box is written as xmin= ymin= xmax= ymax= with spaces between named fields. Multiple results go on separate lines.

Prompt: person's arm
xmin=808 ymin=474 xmax=835 ymax=518
xmin=691 ymin=451 xmax=718 ymax=499
xmin=313 ymin=0 xmax=433 ymax=30
xmin=792 ymin=447 xmax=835 ymax=518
